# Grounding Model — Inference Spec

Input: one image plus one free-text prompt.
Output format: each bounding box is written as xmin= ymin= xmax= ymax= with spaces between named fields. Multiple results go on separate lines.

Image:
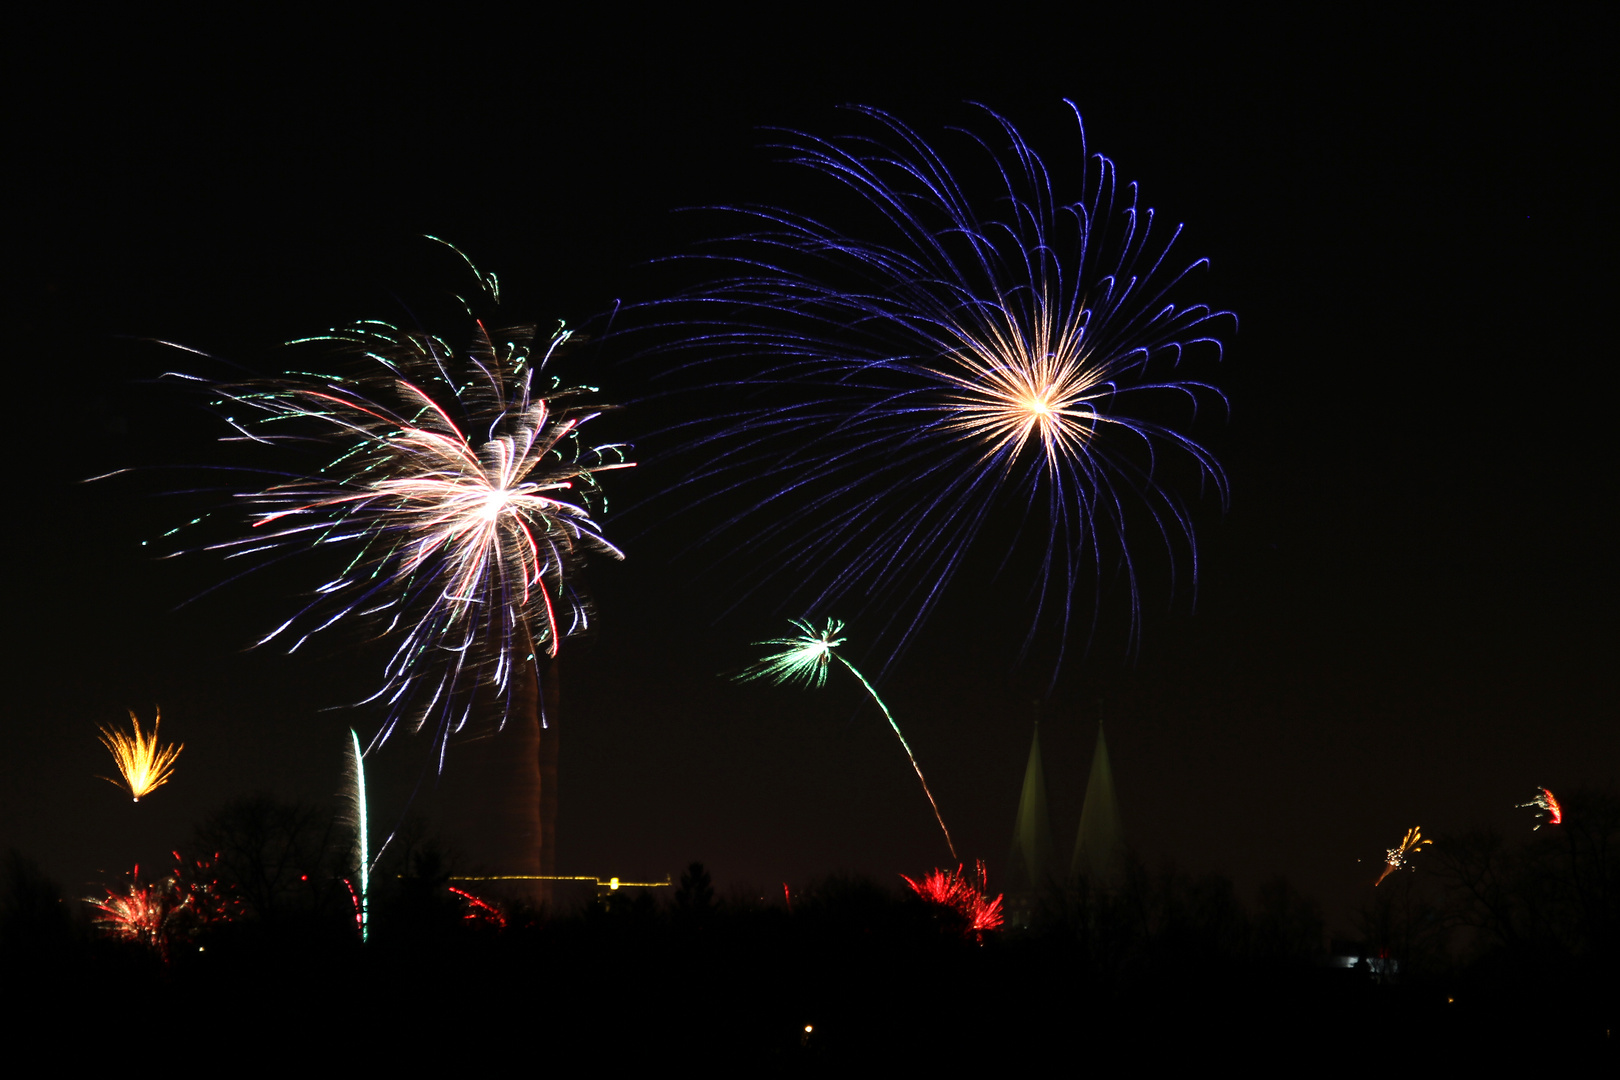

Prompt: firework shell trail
xmin=169 ymin=244 xmax=632 ymax=757
xmin=739 ymin=617 xmax=957 ymax=860
xmin=1373 ymin=826 xmax=1432 ymax=887
xmin=1517 ymin=786 xmax=1563 ymax=830
xmin=97 ymin=707 xmax=182 ymax=801
xmin=654 ymin=103 xmax=1229 ymax=683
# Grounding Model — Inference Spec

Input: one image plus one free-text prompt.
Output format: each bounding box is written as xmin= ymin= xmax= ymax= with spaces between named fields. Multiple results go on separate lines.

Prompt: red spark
xmin=342 ymin=878 xmax=363 ymax=935
xmin=448 ymin=885 xmax=507 ymax=929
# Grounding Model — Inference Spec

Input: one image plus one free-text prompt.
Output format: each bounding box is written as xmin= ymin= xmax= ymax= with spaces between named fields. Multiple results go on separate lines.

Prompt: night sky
xmin=7 ymin=10 xmax=1613 ymax=934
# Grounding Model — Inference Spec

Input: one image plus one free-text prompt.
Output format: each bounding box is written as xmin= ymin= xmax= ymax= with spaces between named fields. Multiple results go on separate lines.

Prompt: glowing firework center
xmin=945 ymin=333 xmax=1103 ymax=474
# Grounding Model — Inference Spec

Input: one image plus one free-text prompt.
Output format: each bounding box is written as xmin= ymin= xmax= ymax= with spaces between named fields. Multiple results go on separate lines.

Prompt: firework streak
xmin=349 ymin=729 xmax=369 ymax=941
xmin=448 ymin=885 xmax=507 ymax=928
xmin=740 ymin=617 xmax=957 ymax=859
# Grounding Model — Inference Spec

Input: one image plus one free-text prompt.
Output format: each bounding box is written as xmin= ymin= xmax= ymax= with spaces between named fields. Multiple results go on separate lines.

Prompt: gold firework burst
xmin=98 ymin=708 xmax=183 ymax=802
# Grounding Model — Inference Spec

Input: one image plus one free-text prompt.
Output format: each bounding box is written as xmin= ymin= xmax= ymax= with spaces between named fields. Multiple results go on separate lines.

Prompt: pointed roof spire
xmin=1006 ymin=712 xmax=1056 ymax=894
xmin=1071 ymin=722 xmax=1125 ymax=882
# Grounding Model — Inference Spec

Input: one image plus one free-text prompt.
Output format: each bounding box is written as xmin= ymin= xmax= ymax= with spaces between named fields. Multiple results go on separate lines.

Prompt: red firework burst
xmin=87 ymin=855 xmax=237 ymax=961
xmin=902 ymin=861 xmax=1004 ymax=935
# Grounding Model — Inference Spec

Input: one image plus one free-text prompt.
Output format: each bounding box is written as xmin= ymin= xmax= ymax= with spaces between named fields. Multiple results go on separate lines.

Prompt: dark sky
xmin=6 ymin=10 xmax=1614 ymax=932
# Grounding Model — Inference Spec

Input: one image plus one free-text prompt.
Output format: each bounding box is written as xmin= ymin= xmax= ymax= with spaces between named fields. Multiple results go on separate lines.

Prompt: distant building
xmin=1006 ymin=718 xmax=1057 ymax=909
xmin=1070 ymin=723 xmax=1125 ymax=883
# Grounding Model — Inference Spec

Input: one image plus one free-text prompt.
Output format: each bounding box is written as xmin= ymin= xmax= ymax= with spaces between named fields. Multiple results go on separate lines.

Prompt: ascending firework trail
xmin=739 ymin=618 xmax=957 ymax=860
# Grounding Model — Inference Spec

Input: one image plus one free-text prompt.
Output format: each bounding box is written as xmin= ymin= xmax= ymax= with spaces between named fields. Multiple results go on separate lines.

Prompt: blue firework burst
xmin=659 ymin=103 xmax=1229 ymax=682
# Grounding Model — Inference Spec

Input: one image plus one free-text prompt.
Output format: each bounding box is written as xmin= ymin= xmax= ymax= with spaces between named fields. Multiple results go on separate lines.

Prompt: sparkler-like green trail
xmin=741 ymin=618 xmax=957 ymax=860
xmin=835 ymin=655 xmax=957 ymax=860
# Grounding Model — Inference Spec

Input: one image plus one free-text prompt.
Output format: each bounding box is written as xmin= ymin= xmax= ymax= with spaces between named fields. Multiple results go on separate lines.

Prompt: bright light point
xmin=804 ymin=1025 xmax=813 ymax=1033
xmin=609 ymin=877 xmax=620 ymax=890
xmin=1019 ymin=392 xmax=1054 ymax=418
xmin=480 ymin=490 xmax=510 ymax=521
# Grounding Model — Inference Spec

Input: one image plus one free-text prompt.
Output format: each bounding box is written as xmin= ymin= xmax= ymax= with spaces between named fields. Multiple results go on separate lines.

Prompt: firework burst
xmin=660 ymin=103 xmax=1228 ymax=681
xmin=902 ymin=861 xmax=1004 ymax=936
xmin=740 ymin=617 xmax=957 ymax=859
xmin=88 ymin=869 xmax=176 ymax=955
xmin=1374 ymin=826 xmax=1433 ymax=887
xmin=97 ymin=707 xmax=182 ymax=801
xmin=1517 ymin=786 xmax=1563 ymax=830
xmin=177 ymin=244 xmax=631 ymax=754
xmin=87 ymin=856 xmax=235 ymax=960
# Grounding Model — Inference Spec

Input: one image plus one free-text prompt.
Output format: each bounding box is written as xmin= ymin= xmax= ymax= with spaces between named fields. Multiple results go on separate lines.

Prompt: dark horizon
xmin=5 ymin=10 xmax=1614 ymax=940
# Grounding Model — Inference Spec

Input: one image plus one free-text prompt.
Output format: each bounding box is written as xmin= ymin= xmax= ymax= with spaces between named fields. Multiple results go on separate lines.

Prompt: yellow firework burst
xmin=98 ymin=708 xmax=183 ymax=802
xmin=1373 ymin=825 xmax=1432 ymax=886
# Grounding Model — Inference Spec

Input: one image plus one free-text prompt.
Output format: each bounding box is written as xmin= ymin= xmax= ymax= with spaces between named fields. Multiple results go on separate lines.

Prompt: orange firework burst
xmin=1373 ymin=826 xmax=1432 ymax=886
xmin=902 ymin=861 xmax=1004 ymax=936
xmin=97 ymin=708 xmax=183 ymax=801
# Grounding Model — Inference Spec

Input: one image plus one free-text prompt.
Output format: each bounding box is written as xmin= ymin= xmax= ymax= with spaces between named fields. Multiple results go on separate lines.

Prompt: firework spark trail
xmin=654 ymin=103 xmax=1228 ymax=684
xmin=739 ymin=618 xmax=957 ymax=860
xmin=173 ymin=244 xmax=631 ymax=756
xmin=1374 ymin=826 xmax=1432 ymax=887
xmin=97 ymin=708 xmax=182 ymax=801
xmin=448 ymin=885 xmax=507 ymax=928
xmin=348 ymin=729 xmax=369 ymax=941
xmin=1517 ymin=786 xmax=1563 ymax=830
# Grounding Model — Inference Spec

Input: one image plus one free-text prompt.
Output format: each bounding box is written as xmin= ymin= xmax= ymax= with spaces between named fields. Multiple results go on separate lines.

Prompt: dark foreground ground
xmin=3 ymin=854 xmax=1614 ymax=1067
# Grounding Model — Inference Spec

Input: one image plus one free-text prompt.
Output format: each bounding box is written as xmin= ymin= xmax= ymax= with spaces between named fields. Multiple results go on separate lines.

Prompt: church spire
xmin=1071 ymin=722 xmax=1125 ymax=882
xmin=1006 ymin=714 xmax=1056 ymax=894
